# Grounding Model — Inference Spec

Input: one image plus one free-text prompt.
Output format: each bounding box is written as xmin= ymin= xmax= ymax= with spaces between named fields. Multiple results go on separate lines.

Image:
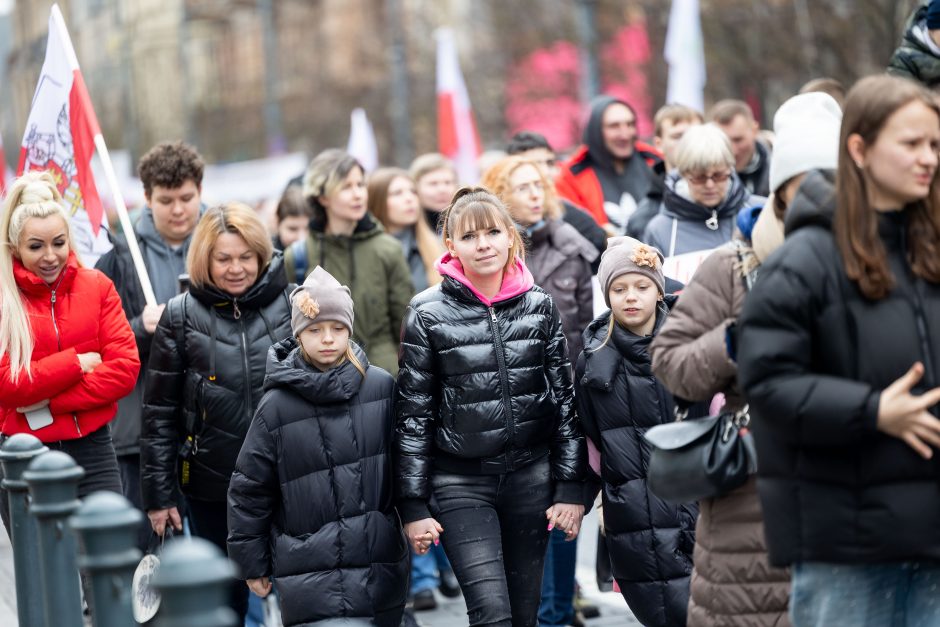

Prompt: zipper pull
xmin=233 ymin=299 xmax=241 ymax=319
xmin=51 ymin=291 xmax=56 ymax=304
xmin=705 ymin=210 xmax=719 ymax=231
xmin=488 ymin=306 xmax=497 ymax=323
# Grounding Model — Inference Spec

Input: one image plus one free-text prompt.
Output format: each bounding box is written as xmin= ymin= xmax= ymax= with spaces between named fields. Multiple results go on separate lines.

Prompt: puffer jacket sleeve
xmin=651 ymin=248 xmax=739 ymax=402
xmin=140 ymin=298 xmax=186 ymax=510
xmin=228 ymin=400 xmax=278 ymax=579
xmin=737 ymin=259 xmax=880 ymax=446
xmin=544 ymin=300 xmax=586 ymax=504
xmin=394 ymin=305 xmax=438 ymax=522
xmin=0 ymin=350 xmax=84 ymax=409
xmin=48 ymin=275 xmax=140 ymax=414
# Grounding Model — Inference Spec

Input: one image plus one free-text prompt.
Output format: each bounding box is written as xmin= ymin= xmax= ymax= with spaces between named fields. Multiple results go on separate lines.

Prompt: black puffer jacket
xmin=576 ymin=306 xmax=696 ymax=627
xmin=738 ymin=170 xmax=940 ymax=567
xmin=228 ymin=339 xmax=408 ymax=627
xmin=395 ymin=259 xmax=586 ymax=522
xmin=141 ymin=256 xmax=293 ymax=508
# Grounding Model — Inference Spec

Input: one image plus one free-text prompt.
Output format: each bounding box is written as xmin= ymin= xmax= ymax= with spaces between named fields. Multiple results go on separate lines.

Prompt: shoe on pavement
xmin=438 ymin=569 xmax=462 ymax=598
xmin=411 ymin=589 xmax=437 ymax=611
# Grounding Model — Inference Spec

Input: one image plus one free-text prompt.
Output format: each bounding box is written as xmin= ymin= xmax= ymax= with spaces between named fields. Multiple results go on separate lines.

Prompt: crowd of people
xmin=3 ymin=5 xmax=940 ymax=626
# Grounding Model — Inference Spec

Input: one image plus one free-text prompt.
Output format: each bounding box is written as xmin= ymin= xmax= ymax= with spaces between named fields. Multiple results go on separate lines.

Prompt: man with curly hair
xmin=95 ymin=140 xmax=205 ymax=543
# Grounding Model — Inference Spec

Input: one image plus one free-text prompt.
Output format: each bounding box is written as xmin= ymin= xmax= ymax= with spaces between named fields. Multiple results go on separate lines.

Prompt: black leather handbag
xmin=644 ymin=405 xmax=757 ymax=503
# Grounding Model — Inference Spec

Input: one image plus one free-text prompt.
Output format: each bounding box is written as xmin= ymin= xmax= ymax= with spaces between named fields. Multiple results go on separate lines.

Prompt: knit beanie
xmin=929 ymin=0 xmax=940 ymax=30
xmin=769 ymin=92 xmax=842 ymax=194
xmin=290 ymin=266 xmax=354 ymax=337
xmin=597 ymin=236 xmax=665 ymax=307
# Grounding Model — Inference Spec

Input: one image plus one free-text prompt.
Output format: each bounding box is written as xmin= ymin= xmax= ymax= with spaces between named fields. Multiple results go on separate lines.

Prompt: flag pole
xmin=47 ymin=5 xmax=155 ymax=306
xmin=92 ymin=135 xmax=157 ymax=307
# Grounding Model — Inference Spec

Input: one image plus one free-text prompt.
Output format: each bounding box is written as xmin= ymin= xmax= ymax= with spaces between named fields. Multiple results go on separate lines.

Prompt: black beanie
xmin=928 ymin=0 xmax=940 ymax=30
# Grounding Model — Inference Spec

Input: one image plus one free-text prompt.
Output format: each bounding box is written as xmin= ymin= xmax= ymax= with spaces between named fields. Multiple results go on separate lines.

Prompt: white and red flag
xmin=0 ymin=129 xmax=10 ymax=196
xmin=18 ymin=5 xmax=106 ymax=241
xmin=436 ymin=28 xmax=481 ymax=184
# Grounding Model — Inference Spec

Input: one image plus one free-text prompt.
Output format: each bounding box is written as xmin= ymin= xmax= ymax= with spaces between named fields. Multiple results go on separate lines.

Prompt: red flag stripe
xmin=69 ymin=69 xmax=103 ymax=233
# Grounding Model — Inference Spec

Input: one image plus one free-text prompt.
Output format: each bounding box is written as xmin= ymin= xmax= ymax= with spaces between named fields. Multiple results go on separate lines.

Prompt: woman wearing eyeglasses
xmin=643 ymin=124 xmax=765 ymax=257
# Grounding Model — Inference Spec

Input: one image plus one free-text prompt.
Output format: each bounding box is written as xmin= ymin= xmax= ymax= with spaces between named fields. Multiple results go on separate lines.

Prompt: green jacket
xmin=284 ymin=216 xmax=414 ymax=376
xmin=888 ymin=4 xmax=940 ymax=88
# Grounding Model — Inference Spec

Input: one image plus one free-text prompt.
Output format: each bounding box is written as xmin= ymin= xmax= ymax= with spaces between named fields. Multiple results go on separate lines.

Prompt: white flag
xmin=346 ymin=108 xmax=379 ymax=173
xmin=664 ymin=0 xmax=706 ymax=113
xmin=436 ymin=28 xmax=481 ymax=185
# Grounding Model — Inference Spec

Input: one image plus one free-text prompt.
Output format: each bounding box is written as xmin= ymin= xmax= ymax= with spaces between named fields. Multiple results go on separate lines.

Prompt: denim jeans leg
xmin=410 ymin=548 xmax=440 ymax=595
xmin=790 ymin=562 xmax=901 ymax=627
xmin=903 ymin=562 xmax=940 ymax=627
xmin=432 ymin=472 xmax=512 ymax=627
xmin=496 ymin=460 xmax=553 ymax=627
xmin=432 ymin=542 xmax=454 ymax=575
xmin=538 ymin=534 xmax=556 ymax=625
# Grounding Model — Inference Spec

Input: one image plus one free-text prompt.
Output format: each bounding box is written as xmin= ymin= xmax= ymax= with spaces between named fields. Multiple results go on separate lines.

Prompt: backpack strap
xmin=290 ymin=239 xmax=308 ymax=284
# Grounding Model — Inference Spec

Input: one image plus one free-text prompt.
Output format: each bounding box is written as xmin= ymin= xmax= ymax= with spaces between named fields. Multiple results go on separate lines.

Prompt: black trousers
xmin=430 ymin=457 xmax=553 ymax=627
xmin=188 ymin=497 xmax=249 ymax=621
xmin=0 ymin=424 xmax=122 ymax=537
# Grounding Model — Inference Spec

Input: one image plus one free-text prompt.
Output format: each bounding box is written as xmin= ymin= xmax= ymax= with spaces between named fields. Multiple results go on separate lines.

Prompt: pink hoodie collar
xmin=435 ymin=253 xmax=534 ymax=306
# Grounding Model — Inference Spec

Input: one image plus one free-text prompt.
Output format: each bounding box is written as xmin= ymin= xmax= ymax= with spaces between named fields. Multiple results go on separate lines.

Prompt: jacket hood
xmin=309 ymin=212 xmax=382 ymax=239
xmin=575 ymin=96 xmax=661 ymax=175
xmin=264 ymin=337 xmax=368 ymax=404
xmin=435 ymin=253 xmax=535 ymax=306
xmin=580 ymin=301 xmax=672 ymax=385
xmin=663 ymin=173 xmax=750 ymax=222
xmin=527 ymin=219 xmax=599 ymax=263
xmin=189 ymin=253 xmax=289 ymax=312
xmin=783 ymin=169 xmax=837 ymax=236
xmin=13 ymin=251 xmax=80 ymax=296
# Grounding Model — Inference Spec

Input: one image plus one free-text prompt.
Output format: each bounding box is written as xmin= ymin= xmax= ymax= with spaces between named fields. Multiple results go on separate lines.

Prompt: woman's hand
xmin=247 ymin=578 xmax=272 ymax=598
xmin=142 ymin=304 xmax=166 ymax=335
xmin=546 ymin=503 xmax=585 ymax=541
xmin=877 ymin=362 xmax=940 ymax=459
xmin=147 ymin=506 xmax=182 ymax=537
xmin=403 ymin=517 xmax=443 ymax=554
xmin=77 ymin=352 xmax=102 ymax=374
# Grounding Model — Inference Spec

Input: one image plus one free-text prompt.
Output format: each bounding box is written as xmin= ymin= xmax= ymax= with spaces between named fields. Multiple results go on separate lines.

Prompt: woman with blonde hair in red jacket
xmin=0 ymin=170 xmax=140 ymax=532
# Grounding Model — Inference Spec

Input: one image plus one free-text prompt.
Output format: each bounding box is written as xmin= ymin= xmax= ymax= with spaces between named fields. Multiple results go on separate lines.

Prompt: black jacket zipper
xmin=238 ymin=316 xmax=252 ymax=410
xmin=899 ymin=221 xmax=936 ymax=385
xmin=487 ymin=305 xmax=516 ymax=463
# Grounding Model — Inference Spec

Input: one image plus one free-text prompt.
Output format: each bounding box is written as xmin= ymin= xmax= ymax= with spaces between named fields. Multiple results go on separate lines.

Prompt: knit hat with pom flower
xmin=597 ymin=236 xmax=666 ymax=306
xmin=290 ymin=266 xmax=354 ymax=337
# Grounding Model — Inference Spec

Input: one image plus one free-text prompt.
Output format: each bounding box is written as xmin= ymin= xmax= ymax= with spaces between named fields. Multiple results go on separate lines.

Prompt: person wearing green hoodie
xmin=284 ymin=149 xmax=413 ymax=376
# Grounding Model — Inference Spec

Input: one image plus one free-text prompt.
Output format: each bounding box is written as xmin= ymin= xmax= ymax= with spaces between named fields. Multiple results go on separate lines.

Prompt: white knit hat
xmin=769 ymin=92 xmax=842 ymax=194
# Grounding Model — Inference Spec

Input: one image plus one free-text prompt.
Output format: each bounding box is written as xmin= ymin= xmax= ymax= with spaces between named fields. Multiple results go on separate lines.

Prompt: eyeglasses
xmin=686 ymin=171 xmax=732 ymax=186
xmin=512 ymin=181 xmax=544 ymax=195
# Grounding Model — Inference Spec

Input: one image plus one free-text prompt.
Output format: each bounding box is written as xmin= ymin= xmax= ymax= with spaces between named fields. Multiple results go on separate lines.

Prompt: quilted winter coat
xmin=0 ymin=252 xmax=139 ymax=441
xmin=141 ymin=255 xmax=292 ymax=509
xmin=394 ymin=255 xmax=585 ymax=523
xmin=576 ymin=306 xmax=696 ymax=627
xmin=227 ymin=339 xmax=408 ymax=626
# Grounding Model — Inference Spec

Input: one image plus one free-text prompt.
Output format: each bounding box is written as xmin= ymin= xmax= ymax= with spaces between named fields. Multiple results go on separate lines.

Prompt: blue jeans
xmin=538 ymin=529 xmax=577 ymax=626
xmin=790 ymin=561 xmax=940 ymax=627
xmin=410 ymin=543 xmax=452 ymax=595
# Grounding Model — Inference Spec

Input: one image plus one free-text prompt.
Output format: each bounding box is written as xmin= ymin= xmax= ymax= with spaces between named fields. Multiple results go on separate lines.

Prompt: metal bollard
xmin=69 ymin=491 xmax=142 ymax=627
xmin=23 ymin=450 xmax=85 ymax=627
xmin=152 ymin=536 xmax=237 ymax=627
xmin=0 ymin=433 xmax=49 ymax=627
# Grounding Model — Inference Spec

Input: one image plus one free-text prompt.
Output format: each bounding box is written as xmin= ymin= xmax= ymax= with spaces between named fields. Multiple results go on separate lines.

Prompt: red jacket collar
xmin=12 ymin=251 xmax=80 ymax=296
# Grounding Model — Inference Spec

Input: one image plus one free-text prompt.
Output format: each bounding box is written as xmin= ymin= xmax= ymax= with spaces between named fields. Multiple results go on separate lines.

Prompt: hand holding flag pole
xmin=19 ymin=4 xmax=156 ymax=306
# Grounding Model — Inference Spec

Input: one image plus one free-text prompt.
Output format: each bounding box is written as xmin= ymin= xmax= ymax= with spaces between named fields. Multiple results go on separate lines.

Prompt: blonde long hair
xmin=0 ymin=171 xmax=75 ymax=381
xmin=368 ymin=168 xmax=444 ymax=287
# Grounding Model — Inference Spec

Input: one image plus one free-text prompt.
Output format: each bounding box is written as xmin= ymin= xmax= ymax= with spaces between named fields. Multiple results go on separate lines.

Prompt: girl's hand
xmin=77 ymin=352 xmax=102 ymax=373
xmin=403 ymin=518 xmax=443 ymax=554
xmin=546 ymin=503 xmax=585 ymax=541
xmin=877 ymin=362 xmax=940 ymax=459
xmin=247 ymin=577 xmax=272 ymax=597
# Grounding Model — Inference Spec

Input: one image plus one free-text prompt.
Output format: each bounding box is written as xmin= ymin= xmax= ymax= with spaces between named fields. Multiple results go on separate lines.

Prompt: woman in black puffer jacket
xmin=738 ymin=76 xmax=940 ymax=626
xmin=395 ymin=188 xmax=586 ymax=627
xmin=141 ymin=203 xmax=292 ymax=620
xmin=228 ymin=267 xmax=408 ymax=626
